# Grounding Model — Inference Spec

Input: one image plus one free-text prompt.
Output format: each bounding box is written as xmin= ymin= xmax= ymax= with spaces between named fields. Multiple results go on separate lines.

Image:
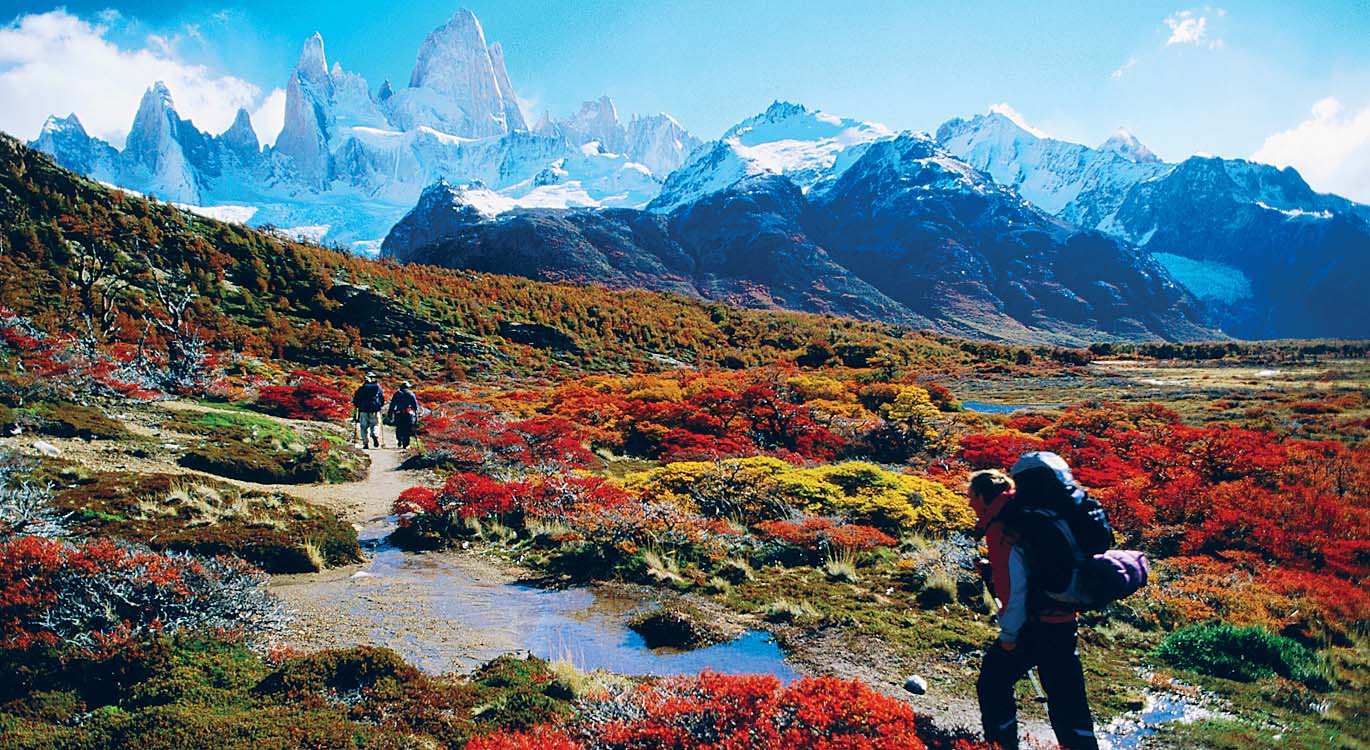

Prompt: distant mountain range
xmin=937 ymin=113 xmax=1370 ymax=339
xmin=27 ymin=8 xmax=700 ymax=253
xmin=23 ymin=8 xmax=1370 ymax=341
xmin=383 ymin=103 xmax=1210 ymax=345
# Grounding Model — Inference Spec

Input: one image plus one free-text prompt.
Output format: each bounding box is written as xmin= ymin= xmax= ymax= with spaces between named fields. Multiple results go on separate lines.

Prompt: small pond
xmin=275 ymin=518 xmax=798 ymax=680
xmin=962 ymin=401 xmax=1064 ymax=414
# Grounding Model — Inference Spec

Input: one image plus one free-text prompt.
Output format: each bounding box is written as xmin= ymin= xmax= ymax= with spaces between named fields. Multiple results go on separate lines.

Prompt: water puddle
xmin=1097 ymin=686 xmax=1217 ymax=749
xmin=275 ymin=518 xmax=798 ymax=680
xmin=963 ymin=401 xmax=1064 ymax=414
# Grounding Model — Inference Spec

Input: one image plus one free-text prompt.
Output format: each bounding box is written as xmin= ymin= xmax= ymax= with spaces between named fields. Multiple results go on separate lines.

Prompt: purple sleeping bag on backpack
xmin=1082 ymin=550 xmax=1150 ymax=603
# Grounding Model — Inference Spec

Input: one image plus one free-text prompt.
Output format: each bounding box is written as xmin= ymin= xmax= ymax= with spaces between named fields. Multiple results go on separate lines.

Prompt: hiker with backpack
xmin=352 ymin=375 xmax=386 ymax=449
xmin=967 ymin=453 xmax=1149 ymax=750
xmin=387 ymin=381 xmax=420 ymax=450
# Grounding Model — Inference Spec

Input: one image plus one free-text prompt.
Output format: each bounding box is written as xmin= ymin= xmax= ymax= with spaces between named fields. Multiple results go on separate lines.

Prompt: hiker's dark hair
xmin=969 ymin=469 xmax=1013 ymax=501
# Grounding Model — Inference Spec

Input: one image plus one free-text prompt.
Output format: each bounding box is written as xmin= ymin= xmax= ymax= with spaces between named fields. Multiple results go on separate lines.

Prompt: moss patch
xmin=27 ymin=401 xmax=131 ymax=440
xmin=161 ymin=409 xmax=367 ymax=486
xmin=628 ymin=604 xmax=735 ymax=650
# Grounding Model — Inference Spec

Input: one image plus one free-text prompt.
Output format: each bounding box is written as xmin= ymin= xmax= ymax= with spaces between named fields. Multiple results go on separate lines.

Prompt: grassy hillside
xmin=0 ymin=134 xmax=989 ymax=379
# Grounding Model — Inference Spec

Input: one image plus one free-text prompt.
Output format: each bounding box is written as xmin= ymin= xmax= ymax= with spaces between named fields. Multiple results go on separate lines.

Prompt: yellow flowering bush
xmin=629 ymin=457 xmax=974 ymax=536
xmin=800 ymin=462 xmax=973 ymax=536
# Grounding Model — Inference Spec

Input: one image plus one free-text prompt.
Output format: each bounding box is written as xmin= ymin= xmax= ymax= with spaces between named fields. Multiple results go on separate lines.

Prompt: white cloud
xmin=1253 ymin=97 xmax=1370 ymax=204
xmin=988 ymin=102 xmax=1050 ymax=138
xmin=1165 ymin=10 xmax=1208 ymax=45
xmin=1111 ymin=56 xmax=1138 ymax=80
xmin=1164 ymin=8 xmax=1226 ymax=50
xmin=0 ymin=10 xmax=273 ymax=147
xmin=250 ymin=88 xmax=287 ymax=147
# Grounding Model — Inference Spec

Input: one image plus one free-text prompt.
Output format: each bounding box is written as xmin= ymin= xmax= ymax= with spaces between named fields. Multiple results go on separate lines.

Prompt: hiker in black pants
xmin=387 ymin=381 xmax=420 ymax=449
xmin=977 ymin=622 xmax=1096 ymax=750
xmin=970 ymin=459 xmax=1099 ymax=750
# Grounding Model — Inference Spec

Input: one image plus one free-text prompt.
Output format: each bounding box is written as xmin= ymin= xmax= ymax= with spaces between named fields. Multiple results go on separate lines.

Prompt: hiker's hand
xmin=996 ymin=638 xmax=1017 ymax=652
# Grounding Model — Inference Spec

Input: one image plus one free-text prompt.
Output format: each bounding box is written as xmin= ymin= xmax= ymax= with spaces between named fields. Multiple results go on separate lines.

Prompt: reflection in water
xmin=305 ymin=519 xmax=798 ymax=680
xmin=1098 ymin=691 xmax=1213 ymax=750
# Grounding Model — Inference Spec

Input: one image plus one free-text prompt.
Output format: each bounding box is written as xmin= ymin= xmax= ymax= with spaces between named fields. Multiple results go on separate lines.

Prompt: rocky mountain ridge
xmin=383 ymin=119 xmax=1212 ymax=345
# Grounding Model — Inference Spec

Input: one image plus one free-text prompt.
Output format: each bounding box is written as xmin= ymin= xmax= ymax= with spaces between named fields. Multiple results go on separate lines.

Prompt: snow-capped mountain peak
xmin=29 ymin=7 xmax=699 ymax=251
xmin=724 ymin=100 xmax=891 ymax=147
xmin=625 ymin=112 xmax=700 ymax=177
xmin=40 ymin=113 xmax=85 ymax=138
xmin=1099 ymin=127 xmax=1161 ymax=164
xmin=122 ymin=81 xmax=203 ymax=204
xmin=220 ymin=108 xmax=260 ymax=159
xmin=937 ymin=110 xmax=1171 ymax=220
xmin=32 ymin=113 xmax=120 ymax=182
xmin=651 ymin=102 xmax=892 ymax=211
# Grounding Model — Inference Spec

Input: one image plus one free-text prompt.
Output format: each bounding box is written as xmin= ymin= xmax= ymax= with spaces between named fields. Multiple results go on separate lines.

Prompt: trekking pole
xmin=1027 ymin=667 xmax=1048 ymax=703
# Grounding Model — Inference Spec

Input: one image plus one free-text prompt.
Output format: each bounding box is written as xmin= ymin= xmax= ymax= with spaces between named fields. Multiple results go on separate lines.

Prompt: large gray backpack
xmin=1008 ymin=452 xmax=1150 ymax=610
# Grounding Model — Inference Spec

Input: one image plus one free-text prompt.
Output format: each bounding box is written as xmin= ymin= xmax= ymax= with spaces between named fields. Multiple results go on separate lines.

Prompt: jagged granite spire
xmin=275 ymin=33 xmax=335 ymax=189
xmin=122 ymin=82 xmax=203 ymax=202
xmin=389 ymin=8 xmax=525 ymax=136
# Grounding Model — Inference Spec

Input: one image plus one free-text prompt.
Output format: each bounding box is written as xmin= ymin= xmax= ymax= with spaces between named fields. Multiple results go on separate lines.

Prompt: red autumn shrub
xmin=394 ymin=486 xmax=439 ymax=517
xmin=755 ymin=518 xmax=896 ymax=563
xmin=465 ymin=726 xmax=582 ymax=750
xmin=256 ymin=373 xmax=351 ymax=421
xmin=955 ymin=433 xmax=1045 ymax=470
xmin=560 ymin=671 xmax=926 ymax=750
xmin=419 ymin=411 xmax=597 ymax=473
xmin=657 ymin=429 xmax=760 ymax=463
xmin=394 ymin=473 xmax=636 ymax=546
xmin=514 ymin=474 xmax=632 ymax=521
xmin=507 ymin=417 xmax=598 ymax=469
xmin=0 ymin=536 xmax=280 ymax=652
xmin=439 ymin=473 xmax=517 ymax=519
xmin=1003 ymin=413 xmax=1053 ymax=434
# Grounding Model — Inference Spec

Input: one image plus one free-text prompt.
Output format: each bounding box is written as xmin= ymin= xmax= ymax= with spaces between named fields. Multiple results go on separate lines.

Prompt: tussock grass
xmin=643 ymin=546 xmax=686 ymax=585
xmin=705 ymin=576 xmax=733 ymax=594
xmin=917 ymin=571 xmax=958 ymax=608
xmin=301 ymin=536 xmax=327 ymax=572
xmin=764 ymin=598 xmax=820 ymax=623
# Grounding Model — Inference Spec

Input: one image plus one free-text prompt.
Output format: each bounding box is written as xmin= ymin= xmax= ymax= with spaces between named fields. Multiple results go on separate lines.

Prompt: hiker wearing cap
xmin=351 ymin=374 xmax=385 ymax=449
xmin=968 ymin=454 xmax=1101 ymax=750
xmin=387 ymin=382 xmax=420 ymax=449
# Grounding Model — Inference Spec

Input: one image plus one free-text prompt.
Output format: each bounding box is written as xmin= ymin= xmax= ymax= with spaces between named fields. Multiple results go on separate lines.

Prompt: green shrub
xmin=1154 ymin=622 xmax=1327 ymax=687
xmin=468 ymin=655 xmax=576 ymax=731
xmin=179 ymin=437 xmax=366 ymax=486
xmin=256 ymin=646 xmax=420 ymax=697
xmin=179 ymin=440 xmax=295 ymax=484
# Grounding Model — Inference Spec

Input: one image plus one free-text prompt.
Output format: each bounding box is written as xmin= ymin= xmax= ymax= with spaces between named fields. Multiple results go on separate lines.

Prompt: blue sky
xmin=2 ymin=1 xmax=1369 ymax=199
